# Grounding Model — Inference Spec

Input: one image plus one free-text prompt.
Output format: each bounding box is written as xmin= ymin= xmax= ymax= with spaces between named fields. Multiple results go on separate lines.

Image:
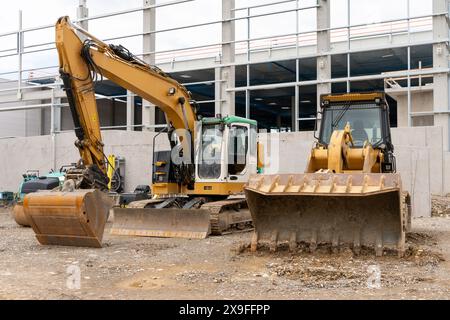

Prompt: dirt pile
xmin=235 ymin=232 xmax=445 ymax=290
xmin=432 ymin=195 xmax=450 ymax=217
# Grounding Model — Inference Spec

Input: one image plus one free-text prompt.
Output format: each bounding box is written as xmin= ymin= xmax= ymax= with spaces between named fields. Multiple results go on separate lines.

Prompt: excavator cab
xmin=195 ymin=117 xmax=258 ymax=191
xmin=245 ymin=93 xmax=411 ymax=256
xmin=150 ymin=116 xmax=258 ymax=196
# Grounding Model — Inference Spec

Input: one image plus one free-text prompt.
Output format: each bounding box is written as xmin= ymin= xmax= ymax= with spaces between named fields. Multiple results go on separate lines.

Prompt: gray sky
xmin=0 ymin=0 xmax=432 ymax=79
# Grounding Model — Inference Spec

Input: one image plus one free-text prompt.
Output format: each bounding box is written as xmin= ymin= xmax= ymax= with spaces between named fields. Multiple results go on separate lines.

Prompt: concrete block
xmin=395 ymin=146 xmax=431 ymax=217
xmin=258 ymin=131 xmax=314 ymax=174
xmin=444 ymin=152 xmax=450 ymax=195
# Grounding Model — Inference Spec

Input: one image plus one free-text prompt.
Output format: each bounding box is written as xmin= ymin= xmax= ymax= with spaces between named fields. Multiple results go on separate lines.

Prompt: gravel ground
xmin=0 ymin=207 xmax=450 ymax=300
xmin=432 ymin=195 xmax=450 ymax=217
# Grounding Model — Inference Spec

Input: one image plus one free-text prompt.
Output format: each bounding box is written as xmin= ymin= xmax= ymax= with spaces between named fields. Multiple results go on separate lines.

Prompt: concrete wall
xmin=0 ymin=130 xmax=170 ymax=194
xmin=0 ymin=81 xmax=48 ymax=138
xmin=0 ymin=128 xmax=447 ymax=217
xmin=395 ymin=90 xmax=434 ymax=127
xmin=445 ymin=152 xmax=450 ymax=196
xmin=0 ymin=103 xmax=44 ymax=138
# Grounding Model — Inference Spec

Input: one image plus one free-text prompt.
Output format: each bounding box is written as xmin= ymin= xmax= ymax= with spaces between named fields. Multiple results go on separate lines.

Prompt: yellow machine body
xmin=245 ymin=93 xmax=411 ymax=256
xmin=24 ymin=17 xmax=256 ymax=246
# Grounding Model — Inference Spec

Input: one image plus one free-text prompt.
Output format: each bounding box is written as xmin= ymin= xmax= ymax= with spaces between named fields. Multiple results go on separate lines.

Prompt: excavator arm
xmin=22 ymin=16 xmax=199 ymax=248
xmin=55 ymin=16 xmax=196 ymax=189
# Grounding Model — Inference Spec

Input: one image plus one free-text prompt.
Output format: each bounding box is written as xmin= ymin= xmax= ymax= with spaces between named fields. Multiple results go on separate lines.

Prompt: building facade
xmin=0 ymin=0 xmax=448 ymax=150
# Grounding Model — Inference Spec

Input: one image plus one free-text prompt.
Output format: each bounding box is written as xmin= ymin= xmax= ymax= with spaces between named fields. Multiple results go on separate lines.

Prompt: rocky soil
xmin=1 ymin=208 xmax=450 ymax=300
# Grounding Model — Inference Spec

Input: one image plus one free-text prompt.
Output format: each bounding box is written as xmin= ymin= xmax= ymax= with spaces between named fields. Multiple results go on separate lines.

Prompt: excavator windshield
xmin=320 ymin=103 xmax=383 ymax=147
xmin=198 ymin=124 xmax=224 ymax=179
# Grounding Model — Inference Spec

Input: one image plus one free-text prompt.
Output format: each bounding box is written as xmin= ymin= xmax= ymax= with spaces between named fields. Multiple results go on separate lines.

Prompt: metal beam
xmin=217 ymin=0 xmax=236 ymax=116
xmin=141 ymin=0 xmax=156 ymax=132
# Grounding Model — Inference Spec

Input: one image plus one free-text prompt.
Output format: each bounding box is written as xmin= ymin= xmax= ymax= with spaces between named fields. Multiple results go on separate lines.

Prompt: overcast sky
xmin=0 ymin=0 xmax=432 ymax=80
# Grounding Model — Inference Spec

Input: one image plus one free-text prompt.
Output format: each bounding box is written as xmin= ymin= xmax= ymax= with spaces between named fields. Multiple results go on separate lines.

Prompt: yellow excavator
xmin=22 ymin=17 xmax=258 ymax=247
xmin=245 ymin=93 xmax=411 ymax=257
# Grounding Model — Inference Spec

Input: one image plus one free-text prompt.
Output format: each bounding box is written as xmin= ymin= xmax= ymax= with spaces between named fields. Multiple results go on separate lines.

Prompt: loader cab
xmin=196 ymin=116 xmax=258 ymax=187
xmin=318 ymin=93 xmax=394 ymax=151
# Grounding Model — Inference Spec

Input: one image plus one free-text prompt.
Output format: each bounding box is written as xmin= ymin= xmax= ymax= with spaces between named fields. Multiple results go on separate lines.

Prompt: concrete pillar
xmin=126 ymin=91 xmax=134 ymax=131
xmin=316 ymin=0 xmax=331 ymax=114
xmin=215 ymin=67 xmax=221 ymax=116
xmin=216 ymin=0 xmax=236 ymax=116
xmin=291 ymin=95 xmax=297 ymax=131
xmin=77 ymin=0 xmax=89 ymax=30
xmin=432 ymin=0 xmax=450 ymax=151
xmin=142 ymin=0 xmax=156 ymax=131
xmin=53 ymin=101 xmax=62 ymax=133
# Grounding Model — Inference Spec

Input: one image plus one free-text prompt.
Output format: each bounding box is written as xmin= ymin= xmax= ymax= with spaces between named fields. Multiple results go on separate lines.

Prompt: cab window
xmin=228 ymin=125 xmax=248 ymax=175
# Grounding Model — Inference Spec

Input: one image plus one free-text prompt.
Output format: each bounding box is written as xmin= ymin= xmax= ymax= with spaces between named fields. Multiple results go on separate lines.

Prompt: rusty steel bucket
xmin=244 ymin=173 xmax=411 ymax=256
xmin=23 ymin=190 xmax=114 ymax=248
xmin=110 ymin=207 xmax=211 ymax=239
xmin=12 ymin=203 xmax=31 ymax=227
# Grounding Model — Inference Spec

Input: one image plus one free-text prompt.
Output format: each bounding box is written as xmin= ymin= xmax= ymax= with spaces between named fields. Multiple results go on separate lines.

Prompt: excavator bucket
xmin=23 ymin=190 xmax=114 ymax=248
xmin=12 ymin=203 xmax=31 ymax=227
xmin=245 ymin=173 xmax=410 ymax=256
xmin=110 ymin=208 xmax=211 ymax=239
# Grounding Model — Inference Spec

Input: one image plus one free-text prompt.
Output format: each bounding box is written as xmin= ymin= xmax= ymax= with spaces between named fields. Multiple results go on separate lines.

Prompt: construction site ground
xmin=1 ymin=206 xmax=450 ymax=300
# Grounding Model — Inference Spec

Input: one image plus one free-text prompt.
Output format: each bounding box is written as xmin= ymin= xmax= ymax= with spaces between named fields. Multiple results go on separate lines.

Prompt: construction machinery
xmin=0 ymin=191 xmax=14 ymax=207
xmin=117 ymin=185 xmax=151 ymax=207
xmin=23 ymin=17 xmax=257 ymax=247
xmin=245 ymin=93 xmax=411 ymax=256
xmin=106 ymin=155 xmax=125 ymax=194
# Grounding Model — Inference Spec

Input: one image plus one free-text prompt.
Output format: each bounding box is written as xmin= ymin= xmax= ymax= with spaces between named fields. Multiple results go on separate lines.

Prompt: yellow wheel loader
xmin=245 ymin=93 xmax=411 ymax=256
xmin=23 ymin=17 xmax=258 ymax=248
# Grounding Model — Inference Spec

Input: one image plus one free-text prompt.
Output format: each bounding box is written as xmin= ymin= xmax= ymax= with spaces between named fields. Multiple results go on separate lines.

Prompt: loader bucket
xmin=245 ymin=173 xmax=409 ymax=256
xmin=110 ymin=208 xmax=211 ymax=239
xmin=23 ymin=190 xmax=114 ymax=248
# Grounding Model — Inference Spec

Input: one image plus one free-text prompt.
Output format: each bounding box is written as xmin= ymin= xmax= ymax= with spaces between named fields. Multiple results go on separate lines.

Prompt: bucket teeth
xmin=310 ymin=230 xmax=318 ymax=253
xmin=289 ymin=232 xmax=297 ymax=252
xmin=353 ymin=228 xmax=361 ymax=255
xmin=251 ymin=231 xmax=259 ymax=252
xmin=269 ymin=230 xmax=278 ymax=252
xmin=332 ymin=231 xmax=340 ymax=254
xmin=375 ymin=234 xmax=384 ymax=257
xmin=397 ymin=246 xmax=405 ymax=258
